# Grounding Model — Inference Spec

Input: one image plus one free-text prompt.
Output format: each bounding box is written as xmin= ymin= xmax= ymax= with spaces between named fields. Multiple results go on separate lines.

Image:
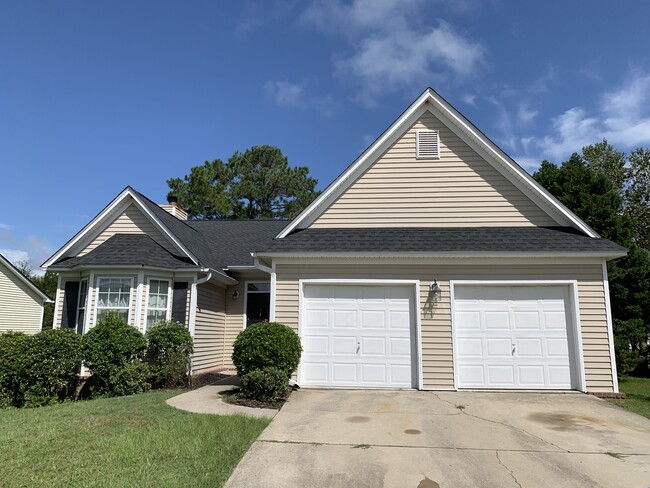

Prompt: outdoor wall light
xmin=232 ymin=290 xmax=239 ymax=300
xmin=430 ymin=280 xmax=442 ymax=299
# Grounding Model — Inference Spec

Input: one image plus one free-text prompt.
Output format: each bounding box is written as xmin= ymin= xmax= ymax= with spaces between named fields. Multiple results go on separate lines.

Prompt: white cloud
xmin=0 ymin=223 xmax=10 ymax=230
xmin=515 ymin=73 xmax=650 ymax=168
xmin=264 ymin=80 xmax=338 ymax=115
xmin=0 ymin=249 xmax=29 ymax=265
xmin=264 ymin=80 xmax=305 ymax=107
xmin=302 ymin=1 xmax=485 ymax=106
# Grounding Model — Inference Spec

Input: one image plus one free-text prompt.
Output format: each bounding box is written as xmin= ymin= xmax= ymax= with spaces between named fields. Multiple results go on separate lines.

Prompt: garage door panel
xmin=457 ymin=337 xmax=483 ymax=357
xmin=389 ymin=310 xmax=410 ymax=329
xmin=456 ymin=311 xmax=481 ymax=329
xmin=303 ymin=335 xmax=329 ymax=354
xmin=301 ymin=284 xmax=415 ymax=388
xmin=361 ymin=336 xmax=386 ymax=356
xmin=514 ymin=311 xmax=540 ymax=329
xmin=486 ymin=337 xmax=512 ymax=357
xmin=517 ymin=338 xmax=543 ymax=357
xmin=487 ymin=365 xmax=515 ymax=385
xmin=485 ymin=311 xmax=510 ymax=329
xmin=455 ymin=285 xmax=574 ymax=390
xmin=361 ymin=310 xmax=385 ymax=329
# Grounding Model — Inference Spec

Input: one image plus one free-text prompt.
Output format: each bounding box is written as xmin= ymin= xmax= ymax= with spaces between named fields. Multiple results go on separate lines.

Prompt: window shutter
xmin=171 ymin=282 xmax=188 ymax=325
xmin=416 ymin=130 xmax=440 ymax=159
xmin=61 ymin=281 xmax=79 ymax=329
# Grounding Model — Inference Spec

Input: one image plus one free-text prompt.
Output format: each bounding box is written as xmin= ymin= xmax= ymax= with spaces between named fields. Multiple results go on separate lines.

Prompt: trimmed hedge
xmin=24 ymin=329 xmax=83 ymax=407
xmin=145 ymin=321 xmax=194 ymax=388
xmin=239 ymin=367 xmax=290 ymax=403
xmin=0 ymin=329 xmax=82 ymax=408
xmin=82 ymin=312 xmax=148 ymax=396
xmin=232 ymin=322 xmax=302 ymax=378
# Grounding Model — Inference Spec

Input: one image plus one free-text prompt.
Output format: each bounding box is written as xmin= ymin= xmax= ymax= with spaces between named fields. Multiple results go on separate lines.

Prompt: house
xmin=43 ymin=88 xmax=626 ymax=394
xmin=0 ymin=253 xmax=52 ymax=334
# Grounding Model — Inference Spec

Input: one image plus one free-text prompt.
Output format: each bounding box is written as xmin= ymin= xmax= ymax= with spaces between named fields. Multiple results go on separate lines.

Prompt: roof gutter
xmin=255 ymin=250 xmax=628 ymax=260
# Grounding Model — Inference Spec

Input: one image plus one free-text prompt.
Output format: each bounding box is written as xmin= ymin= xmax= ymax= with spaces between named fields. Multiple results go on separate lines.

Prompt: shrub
xmin=0 ymin=332 xmax=30 ymax=407
xmin=110 ymin=362 xmax=152 ymax=396
xmin=145 ymin=321 xmax=194 ymax=388
xmin=23 ymin=329 xmax=82 ymax=407
xmin=239 ymin=367 xmax=290 ymax=403
xmin=82 ymin=312 xmax=147 ymax=396
xmin=232 ymin=322 xmax=302 ymax=378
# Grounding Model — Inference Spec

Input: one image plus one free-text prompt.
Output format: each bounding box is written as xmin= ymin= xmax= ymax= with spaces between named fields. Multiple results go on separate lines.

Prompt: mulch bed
xmin=190 ymin=371 xmax=231 ymax=390
xmin=219 ymin=388 xmax=287 ymax=410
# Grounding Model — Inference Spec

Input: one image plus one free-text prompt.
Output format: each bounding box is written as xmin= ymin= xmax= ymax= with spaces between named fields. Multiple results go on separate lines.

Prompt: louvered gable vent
xmin=416 ymin=130 xmax=440 ymax=159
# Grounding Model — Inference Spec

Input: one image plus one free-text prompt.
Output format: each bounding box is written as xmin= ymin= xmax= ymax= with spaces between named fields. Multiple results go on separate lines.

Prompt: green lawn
xmin=616 ymin=376 xmax=650 ymax=419
xmin=0 ymin=390 xmax=270 ymax=488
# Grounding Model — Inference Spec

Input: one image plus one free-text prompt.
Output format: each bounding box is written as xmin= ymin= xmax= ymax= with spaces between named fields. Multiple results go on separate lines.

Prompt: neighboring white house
xmin=0 ymin=253 xmax=52 ymax=334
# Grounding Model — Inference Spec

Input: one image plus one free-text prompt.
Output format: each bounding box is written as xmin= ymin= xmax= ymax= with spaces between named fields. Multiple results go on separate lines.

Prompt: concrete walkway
xmin=226 ymin=389 xmax=650 ymax=488
xmin=165 ymin=377 xmax=278 ymax=419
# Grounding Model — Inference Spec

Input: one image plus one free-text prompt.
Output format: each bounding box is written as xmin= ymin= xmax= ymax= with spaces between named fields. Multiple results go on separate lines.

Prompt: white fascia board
xmin=206 ymin=268 xmax=238 ymax=286
xmin=43 ymin=188 xmax=133 ymax=268
xmin=277 ymin=88 xmax=598 ymax=239
xmin=257 ymin=251 xmax=625 ymax=260
xmin=47 ymin=264 xmax=203 ymax=273
xmin=128 ymin=192 xmax=199 ymax=264
xmin=424 ymin=90 xmax=598 ymax=237
xmin=0 ymin=254 xmax=52 ymax=302
xmin=43 ymin=188 xmax=199 ymax=268
xmin=276 ymin=90 xmax=433 ymax=238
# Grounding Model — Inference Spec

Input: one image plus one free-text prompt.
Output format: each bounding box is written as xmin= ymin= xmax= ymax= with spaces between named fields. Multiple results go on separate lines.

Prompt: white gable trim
xmin=42 ymin=188 xmax=199 ymax=268
xmin=0 ymin=254 xmax=52 ymax=303
xmin=277 ymin=88 xmax=598 ymax=239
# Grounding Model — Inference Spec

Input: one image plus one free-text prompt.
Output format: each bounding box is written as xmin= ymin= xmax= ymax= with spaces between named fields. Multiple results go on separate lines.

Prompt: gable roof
xmin=257 ymin=227 xmax=626 ymax=257
xmin=43 ymin=187 xmax=288 ymax=276
xmin=0 ymin=253 xmax=52 ymax=303
xmin=276 ymin=88 xmax=599 ymax=239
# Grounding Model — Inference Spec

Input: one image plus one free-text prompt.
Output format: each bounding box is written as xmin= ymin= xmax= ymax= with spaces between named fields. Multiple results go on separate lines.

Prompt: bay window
xmin=146 ymin=279 xmax=170 ymax=329
xmin=96 ymin=277 xmax=132 ymax=323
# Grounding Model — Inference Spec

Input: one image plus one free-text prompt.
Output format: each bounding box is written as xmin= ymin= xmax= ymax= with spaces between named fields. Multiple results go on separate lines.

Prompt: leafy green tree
xmin=626 ymin=147 xmax=650 ymax=249
xmin=167 ymin=145 xmax=319 ymax=220
xmin=533 ymin=153 xmax=650 ymax=374
xmin=14 ymin=262 xmax=57 ymax=329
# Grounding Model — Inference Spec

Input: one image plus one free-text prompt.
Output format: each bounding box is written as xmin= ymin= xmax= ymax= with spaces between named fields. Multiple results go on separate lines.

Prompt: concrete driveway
xmin=226 ymin=389 xmax=650 ymax=488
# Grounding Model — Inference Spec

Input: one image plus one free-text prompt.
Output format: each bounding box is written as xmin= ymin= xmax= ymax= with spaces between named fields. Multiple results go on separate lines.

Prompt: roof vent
xmin=416 ymin=130 xmax=440 ymax=159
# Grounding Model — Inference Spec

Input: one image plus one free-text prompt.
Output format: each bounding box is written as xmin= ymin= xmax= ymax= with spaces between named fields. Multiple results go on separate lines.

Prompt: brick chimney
xmin=160 ymin=195 xmax=188 ymax=221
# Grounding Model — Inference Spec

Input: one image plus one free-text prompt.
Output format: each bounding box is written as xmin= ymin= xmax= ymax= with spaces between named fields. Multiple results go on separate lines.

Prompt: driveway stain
xmin=528 ymin=412 xmax=605 ymax=431
xmin=417 ymin=476 xmax=440 ymax=488
xmin=345 ymin=415 xmax=371 ymax=423
xmin=404 ymin=429 xmax=422 ymax=434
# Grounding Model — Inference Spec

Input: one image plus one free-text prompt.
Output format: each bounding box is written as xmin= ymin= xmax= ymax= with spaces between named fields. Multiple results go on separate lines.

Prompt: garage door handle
xmin=356 ymin=341 xmax=360 ymax=354
xmin=512 ymin=343 xmax=516 ymax=356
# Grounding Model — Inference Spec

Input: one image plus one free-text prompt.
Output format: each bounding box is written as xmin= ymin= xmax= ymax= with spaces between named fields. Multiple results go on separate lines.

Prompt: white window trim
xmin=144 ymin=277 xmax=173 ymax=331
xmin=297 ymin=279 xmax=423 ymax=390
xmin=242 ymin=281 xmax=271 ymax=329
xmin=449 ymin=280 xmax=586 ymax=393
xmin=93 ymin=276 xmax=134 ymax=326
xmin=75 ymin=278 xmax=88 ymax=333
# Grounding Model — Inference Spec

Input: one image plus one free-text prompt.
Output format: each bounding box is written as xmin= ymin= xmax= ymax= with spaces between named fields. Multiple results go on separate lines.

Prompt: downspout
xmin=188 ymin=270 xmax=212 ymax=338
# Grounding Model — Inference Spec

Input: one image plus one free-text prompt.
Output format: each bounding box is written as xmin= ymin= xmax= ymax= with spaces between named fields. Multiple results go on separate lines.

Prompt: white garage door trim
xmin=450 ymin=280 xmax=586 ymax=392
xmin=298 ymin=279 xmax=423 ymax=390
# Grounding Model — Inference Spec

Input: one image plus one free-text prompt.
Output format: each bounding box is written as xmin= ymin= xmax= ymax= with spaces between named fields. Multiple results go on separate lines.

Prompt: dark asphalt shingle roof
xmin=131 ymin=189 xmax=288 ymax=270
xmin=257 ymin=227 xmax=627 ymax=254
xmin=53 ymin=234 xmax=196 ymax=269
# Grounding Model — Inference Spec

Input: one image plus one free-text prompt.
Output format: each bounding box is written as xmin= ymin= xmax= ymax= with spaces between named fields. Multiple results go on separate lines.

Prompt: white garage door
xmin=454 ymin=285 xmax=574 ymax=389
xmin=301 ymin=284 xmax=415 ymax=388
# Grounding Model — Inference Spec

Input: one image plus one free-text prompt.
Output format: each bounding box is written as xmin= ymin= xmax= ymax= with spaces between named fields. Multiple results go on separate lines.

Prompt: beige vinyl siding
xmin=78 ymin=203 xmax=177 ymax=256
xmin=275 ymin=261 xmax=614 ymax=393
xmin=311 ymin=112 xmax=557 ymax=228
xmin=193 ymin=283 xmax=226 ymax=373
xmin=0 ymin=262 xmax=44 ymax=334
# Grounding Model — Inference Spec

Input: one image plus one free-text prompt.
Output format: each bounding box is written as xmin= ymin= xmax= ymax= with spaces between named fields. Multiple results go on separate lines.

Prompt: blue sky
xmin=2 ymin=1 xmax=650 ymax=272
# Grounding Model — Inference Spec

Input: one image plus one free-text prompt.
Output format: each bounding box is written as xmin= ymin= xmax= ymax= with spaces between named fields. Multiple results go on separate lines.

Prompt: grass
xmin=615 ymin=376 xmax=650 ymax=419
xmin=0 ymin=390 xmax=270 ymax=488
